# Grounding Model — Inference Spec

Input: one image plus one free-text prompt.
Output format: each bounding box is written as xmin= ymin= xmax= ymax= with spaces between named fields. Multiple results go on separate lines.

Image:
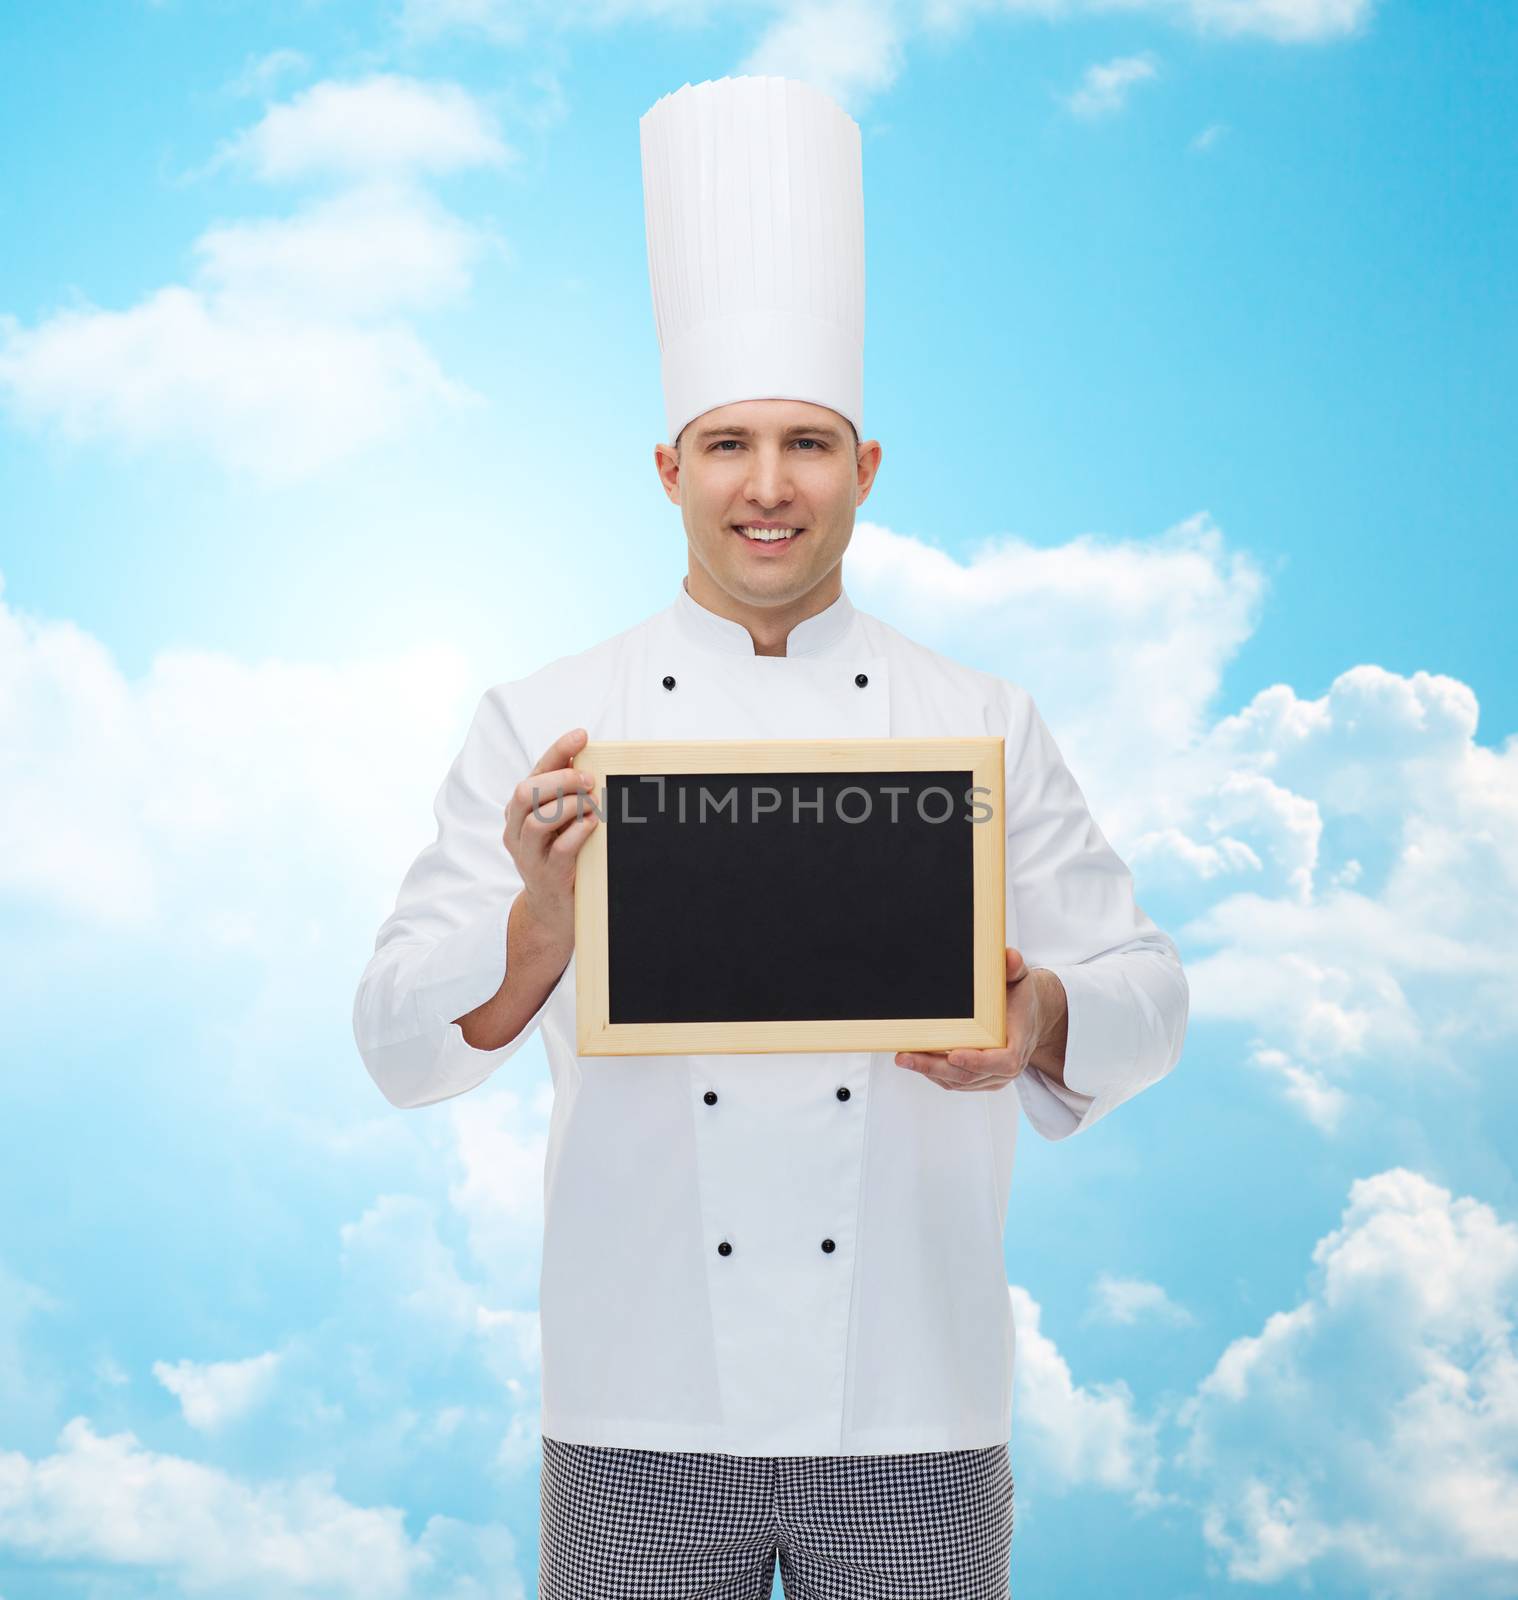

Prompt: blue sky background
xmin=1 ymin=1 xmax=1514 ymax=1596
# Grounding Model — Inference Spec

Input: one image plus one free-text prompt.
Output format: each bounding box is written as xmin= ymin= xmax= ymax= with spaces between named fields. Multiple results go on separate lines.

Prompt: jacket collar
xmin=672 ymin=576 xmax=858 ymax=659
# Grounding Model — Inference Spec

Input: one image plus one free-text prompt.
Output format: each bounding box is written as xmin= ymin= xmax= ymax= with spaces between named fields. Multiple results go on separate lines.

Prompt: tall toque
xmin=639 ymin=75 xmax=865 ymax=447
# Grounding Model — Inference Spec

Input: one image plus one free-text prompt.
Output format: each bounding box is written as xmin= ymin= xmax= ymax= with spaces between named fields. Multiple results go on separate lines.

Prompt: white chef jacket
xmin=352 ymin=578 xmax=1189 ymax=1457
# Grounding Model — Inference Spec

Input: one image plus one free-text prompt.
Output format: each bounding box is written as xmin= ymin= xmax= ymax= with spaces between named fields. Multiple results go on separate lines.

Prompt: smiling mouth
xmin=732 ymin=525 xmax=806 ymax=543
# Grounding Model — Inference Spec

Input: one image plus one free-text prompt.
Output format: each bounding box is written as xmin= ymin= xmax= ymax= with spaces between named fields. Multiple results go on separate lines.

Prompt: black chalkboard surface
xmin=572 ymin=738 xmax=1005 ymax=1055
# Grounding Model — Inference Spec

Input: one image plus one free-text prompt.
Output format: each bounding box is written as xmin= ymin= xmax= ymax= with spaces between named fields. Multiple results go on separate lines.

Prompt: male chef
xmin=353 ymin=74 xmax=1189 ymax=1599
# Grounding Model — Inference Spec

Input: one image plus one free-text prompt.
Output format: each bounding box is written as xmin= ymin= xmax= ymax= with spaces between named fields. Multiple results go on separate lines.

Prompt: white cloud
xmin=0 ymin=77 xmax=509 ymax=484
xmin=1178 ymin=1168 xmax=1518 ymax=1596
xmin=192 ymin=182 xmax=500 ymax=320
xmin=394 ymin=0 xmax=908 ymax=102
xmin=0 ymin=570 xmax=476 ymax=936
xmin=0 ymin=1264 xmax=63 ymax=1439
xmin=849 ymin=514 xmax=1518 ymax=1128
xmin=0 ymin=282 xmax=479 ymax=483
xmin=395 ymin=0 xmax=531 ymax=45
xmin=1182 ymin=0 xmax=1379 ymax=42
xmin=1247 ymin=1044 xmax=1348 ymax=1132
xmin=923 ymin=0 xmax=1379 ymax=45
xmin=394 ymin=0 xmax=722 ymax=45
xmin=388 ymin=0 xmax=1373 ymax=115
xmin=0 ymin=1067 xmax=546 ymax=1576
xmin=153 ymin=1351 xmax=283 ymax=1431
xmin=0 ymin=1417 xmax=428 ymax=1595
xmin=401 ymin=0 xmax=904 ymax=107
xmin=849 ymin=512 xmax=1268 ymax=840
xmin=1166 ymin=667 xmax=1518 ymax=1116
xmin=740 ymin=0 xmax=906 ymax=110
xmin=1087 ymin=1273 xmax=1195 ymax=1327
xmin=216 ymin=75 xmax=514 ymax=183
xmin=1064 ymin=53 xmax=1160 ymax=118
xmin=0 ymin=1414 xmax=525 ymax=1593
xmin=341 ymin=1195 xmax=492 ymax=1349
xmin=223 ymin=47 xmax=311 ymax=101
xmin=336 ymin=1192 xmax=543 ymax=1471
xmin=1009 ymin=1284 xmax=1163 ymax=1499
xmin=445 ymin=1091 xmax=552 ymax=1309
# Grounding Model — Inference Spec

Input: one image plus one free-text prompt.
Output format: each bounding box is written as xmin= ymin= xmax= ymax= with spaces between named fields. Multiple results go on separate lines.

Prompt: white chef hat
xmin=639 ymin=75 xmax=865 ymax=448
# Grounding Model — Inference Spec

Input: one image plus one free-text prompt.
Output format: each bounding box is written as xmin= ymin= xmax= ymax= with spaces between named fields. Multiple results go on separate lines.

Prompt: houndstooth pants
xmin=539 ymin=1435 xmax=1014 ymax=1598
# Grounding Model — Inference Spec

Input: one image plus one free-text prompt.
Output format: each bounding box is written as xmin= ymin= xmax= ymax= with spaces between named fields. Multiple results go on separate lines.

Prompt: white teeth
xmin=735 ymin=526 xmax=800 ymax=542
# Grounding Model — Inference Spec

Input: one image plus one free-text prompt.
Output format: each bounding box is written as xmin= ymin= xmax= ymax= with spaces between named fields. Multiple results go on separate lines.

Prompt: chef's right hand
xmin=505 ymin=727 xmax=599 ymax=954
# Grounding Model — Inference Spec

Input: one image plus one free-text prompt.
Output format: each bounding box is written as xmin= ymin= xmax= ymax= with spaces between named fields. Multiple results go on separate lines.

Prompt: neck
xmin=684 ymin=565 xmax=844 ymax=657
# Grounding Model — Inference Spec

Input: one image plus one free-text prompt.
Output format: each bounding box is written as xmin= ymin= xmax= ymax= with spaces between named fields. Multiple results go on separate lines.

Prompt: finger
xmin=908 ymin=1064 xmax=1019 ymax=1092
xmin=547 ymin=803 xmax=600 ymax=856
xmin=513 ymin=775 xmax=598 ymax=855
xmin=934 ymin=1051 xmax=1014 ymax=1081
xmin=896 ymin=1049 xmax=974 ymax=1070
xmin=508 ymin=763 xmax=596 ymax=845
xmin=899 ymin=1059 xmax=998 ymax=1091
xmin=1006 ymin=946 xmax=1029 ymax=984
xmin=942 ymin=1048 xmax=1009 ymax=1076
xmin=531 ymin=727 xmax=589 ymax=779
xmin=520 ymin=770 xmax=595 ymax=822
xmin=896 ymin=1050 xmax=1019 ymax=1086
xmin=509 ymin=726 xmax=593 ymax=836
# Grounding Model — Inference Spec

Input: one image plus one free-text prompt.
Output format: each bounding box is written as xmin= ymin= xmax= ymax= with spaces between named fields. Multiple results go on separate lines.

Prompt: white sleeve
xmin=352 ymin=685 xmax=560 ymax=1109
xmin=1001 ymin=685 xmax=1190 ymax=1142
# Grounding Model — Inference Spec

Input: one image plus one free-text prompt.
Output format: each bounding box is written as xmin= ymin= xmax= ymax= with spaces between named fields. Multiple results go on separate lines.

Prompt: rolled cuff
xmin=410 ymin=896 xmax=516 ymax=1032
xmin=358 ymin=985 xmax=557 ymax=1110
xmin=1013 ymin=1061 xmax=1096 ymax=1141
xmin=355 ymin=892 xmax=562 ymax=1110
xmin=1014 ymin=959 xmax=1137 ymax=1141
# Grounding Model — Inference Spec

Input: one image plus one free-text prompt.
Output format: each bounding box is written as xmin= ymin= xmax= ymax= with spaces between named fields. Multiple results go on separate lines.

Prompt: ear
xmin=654 ymin=442 xmax=682 ymax=504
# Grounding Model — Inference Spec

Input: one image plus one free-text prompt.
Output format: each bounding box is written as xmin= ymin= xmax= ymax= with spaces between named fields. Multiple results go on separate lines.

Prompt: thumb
xmin=1006 ymin=947 xmax=1029 ymax=984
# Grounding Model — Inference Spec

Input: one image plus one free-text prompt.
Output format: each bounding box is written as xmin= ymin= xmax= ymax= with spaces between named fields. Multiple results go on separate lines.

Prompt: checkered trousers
xmin=539 ymin=1434 xmax=1014 ymax=1598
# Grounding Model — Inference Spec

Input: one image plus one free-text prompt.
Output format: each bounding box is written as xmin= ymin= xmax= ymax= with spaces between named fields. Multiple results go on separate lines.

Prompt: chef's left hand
xmin=894 ymin=948 xmax=1063 ymax=1092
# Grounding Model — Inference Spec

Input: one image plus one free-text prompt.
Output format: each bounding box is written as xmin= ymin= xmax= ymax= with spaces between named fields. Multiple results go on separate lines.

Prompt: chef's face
xmin=654 ymin=397 xmax=882 ymax=613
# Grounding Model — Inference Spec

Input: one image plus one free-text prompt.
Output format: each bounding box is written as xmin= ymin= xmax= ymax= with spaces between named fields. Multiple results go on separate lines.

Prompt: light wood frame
xmin=572 ymin=737 xmax=1006 ymax=1056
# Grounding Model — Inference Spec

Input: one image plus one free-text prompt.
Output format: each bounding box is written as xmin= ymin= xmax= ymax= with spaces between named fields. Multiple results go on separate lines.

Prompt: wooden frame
xmin=572 ymin=737 xmax=1006 ymax=1056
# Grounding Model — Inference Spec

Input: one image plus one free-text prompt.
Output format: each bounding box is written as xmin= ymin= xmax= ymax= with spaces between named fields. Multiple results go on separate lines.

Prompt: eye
xmin=709 ymin=438 xmax=826 ymax=451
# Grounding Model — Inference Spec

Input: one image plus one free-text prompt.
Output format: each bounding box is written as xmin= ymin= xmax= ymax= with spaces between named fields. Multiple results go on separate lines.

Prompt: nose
xmin=743 ymin=442 xmax=796 ymax=513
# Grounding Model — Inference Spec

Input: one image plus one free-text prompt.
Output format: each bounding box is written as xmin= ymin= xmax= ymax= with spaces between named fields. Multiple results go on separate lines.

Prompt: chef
xmin=353 ymin=73 xmax=1189 ymax=1600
